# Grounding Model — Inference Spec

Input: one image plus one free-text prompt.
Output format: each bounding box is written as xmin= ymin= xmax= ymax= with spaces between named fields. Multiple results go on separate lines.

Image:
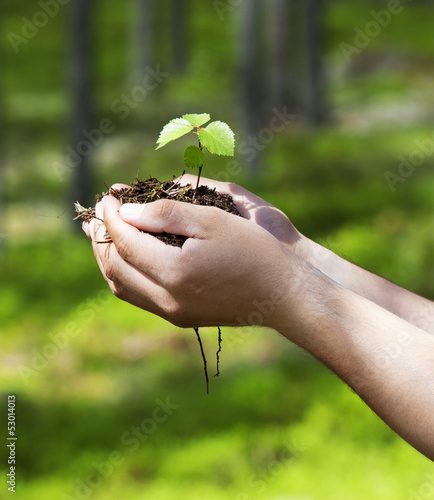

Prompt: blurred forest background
xmin=1 ymin=1 xmax=433 ymax=499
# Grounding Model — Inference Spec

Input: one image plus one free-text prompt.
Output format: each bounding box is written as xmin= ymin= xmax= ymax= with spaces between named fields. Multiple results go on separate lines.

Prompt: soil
xmin=74 ymin=175 xmax=242 ymax=247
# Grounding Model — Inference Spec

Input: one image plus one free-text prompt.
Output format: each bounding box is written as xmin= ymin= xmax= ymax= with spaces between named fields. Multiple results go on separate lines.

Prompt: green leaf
xmin=184 ymin=145 xmax=205 ymax=169
xmin=156 ymin=118 xmax=194 ymax=149
xmin=182 ymin=113 xmax=210 ymax=128
xmin=198 ymin=121 xmax=235 ymax=156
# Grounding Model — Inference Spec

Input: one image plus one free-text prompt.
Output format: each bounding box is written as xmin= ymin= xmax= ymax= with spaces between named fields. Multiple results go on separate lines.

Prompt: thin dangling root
xmin=214 ymin=326 xmax=222 ymax=377
xmin=194 ymin=327 xmax=209 ymax=394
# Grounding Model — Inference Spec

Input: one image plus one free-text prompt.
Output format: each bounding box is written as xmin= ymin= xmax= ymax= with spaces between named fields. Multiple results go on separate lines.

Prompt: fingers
xmin=88 ymin=205 xmax=117 ymax=289
xmin=100 ymin=196 xmax=186 ymax=284
xmin=89 ymin=201 xmax=166 ymax=298
xmin=89 ymin=215 xmax=183 ymax=322
xmin=118 ymin=197 xmax=222 ymax=239
xmin=82 ymin=220 xmax=91 ymax=239
xmin=176 ymin=174 xmax=256 ymax=220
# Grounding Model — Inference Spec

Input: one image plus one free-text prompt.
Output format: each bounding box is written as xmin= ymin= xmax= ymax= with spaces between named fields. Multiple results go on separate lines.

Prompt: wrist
xmin=290 ymin=236 xmax=352 ymax=290
xmin=265 ymin=248 xmax=341 ymax=348
xmin=295 ymin=236 xmax=333 ymax=270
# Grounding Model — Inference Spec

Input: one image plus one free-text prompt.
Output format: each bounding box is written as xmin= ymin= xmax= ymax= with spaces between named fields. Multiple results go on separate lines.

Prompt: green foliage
xmin=198 ymin=120 xmax=235 ymax=156
xmin=184 ymin=145 xmax=205 ymax=169
xmin=3 ymin=1 xmax=434 ymax=498
xmin=182 ymin=113 xmax=210 ymax=128
xmin=156 ymin=113 xmax=235 ymax=174
xmin=155 ymin=118 xmax=194 ymax=150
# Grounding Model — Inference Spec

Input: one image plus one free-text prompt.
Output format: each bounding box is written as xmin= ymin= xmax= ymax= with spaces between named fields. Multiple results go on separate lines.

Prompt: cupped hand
xmin=177 ymin=174 xmax=307 ymax=256
xmin=86 ymin=194 xmax=298 ymax=329
xmin=84 ymin=177 xmax=304 ymax=252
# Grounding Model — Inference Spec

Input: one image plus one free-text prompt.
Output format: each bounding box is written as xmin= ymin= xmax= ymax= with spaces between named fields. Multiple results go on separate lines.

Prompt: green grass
xmin=0 ymin=212 xmax=432 ymax=499
xmin=1 ymin=0 xmax=434 ymax=498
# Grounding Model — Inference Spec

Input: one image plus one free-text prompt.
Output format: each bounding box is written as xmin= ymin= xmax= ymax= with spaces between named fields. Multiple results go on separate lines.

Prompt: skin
xmin=83 ymin=175 xmax=434 ymax=461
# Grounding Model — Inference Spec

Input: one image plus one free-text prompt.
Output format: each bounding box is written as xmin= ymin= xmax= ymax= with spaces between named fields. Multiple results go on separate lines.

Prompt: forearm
xmin=272 ymin=258 xmax=434 ymax=460
xmin=296 ymin=236 xmax=434 ymax=334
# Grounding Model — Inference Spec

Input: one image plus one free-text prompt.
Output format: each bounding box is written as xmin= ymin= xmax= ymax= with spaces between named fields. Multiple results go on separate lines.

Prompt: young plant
xmin=156 ymin=113 xmax=235 ymax=393
xmin=75 ymin=114 xmax=236 ymax=394
xmin=156 ymin=113 xmax=235 ymax=192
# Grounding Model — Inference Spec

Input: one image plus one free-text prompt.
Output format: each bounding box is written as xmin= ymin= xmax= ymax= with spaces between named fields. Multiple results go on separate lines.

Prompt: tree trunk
xmin=170 ymin=0 xmax=188 ymax=72
xmin=70 ymin=0 xmax=93 ymax=215
xmin=131 ymin=0 xmax=154 ymax=84
xmin=271 ymin=0 xmax=291 ymax=110
xmin=240 ymin=0 xmax=266 ymax=174
xmin=306 ymin=0 xmax=326 ymax=126
xmin=0 ymin=13 xmax=4 ymax=252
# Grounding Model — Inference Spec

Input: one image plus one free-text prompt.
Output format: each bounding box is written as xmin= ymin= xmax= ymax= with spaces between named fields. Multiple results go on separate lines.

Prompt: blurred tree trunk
xmin=241 ymin=0 xmax=266 ymax=174
xmin=170 ymin=0 xmax=188 ymax=72
xmin=70 ymin=0 xmax=93 ymax=215
xmin=0 ymin=14 xmax=4 ymax=252
xmin=271 ymin=0 xmax=300 ymax=112
xmin=271 ymin=0 xmax=292 ymax=110
xmin=131 ymin=0 xmax=154 ymax=83
xmin=306 ymin=0 xmax=326 ymax=126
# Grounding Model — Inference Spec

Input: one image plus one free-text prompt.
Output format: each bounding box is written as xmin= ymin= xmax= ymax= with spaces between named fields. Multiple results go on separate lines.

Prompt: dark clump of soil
xmin=74 ymin=175 xmax=242 ymax=247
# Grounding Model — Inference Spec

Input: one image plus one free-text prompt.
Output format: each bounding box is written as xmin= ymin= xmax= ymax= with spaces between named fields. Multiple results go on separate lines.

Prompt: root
xmin=214 ymin=326 xmax=222 ymax=377
xmin=194 ymin=327 xmax=209 ymax=394
xmin=194 ymin=326 xmax=223 ymax=393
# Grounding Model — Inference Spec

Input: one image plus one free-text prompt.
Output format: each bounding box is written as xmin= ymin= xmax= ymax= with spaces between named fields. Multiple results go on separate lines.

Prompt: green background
xmin=0 ymin=1 xmax=433 ymax=499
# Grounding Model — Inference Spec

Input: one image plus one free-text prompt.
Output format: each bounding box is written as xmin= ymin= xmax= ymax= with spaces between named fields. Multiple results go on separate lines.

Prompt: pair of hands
xmin=83 ymin=175 xmax=434 ymax=460
xmin=83 ymin=175 xmax=308 ymax=330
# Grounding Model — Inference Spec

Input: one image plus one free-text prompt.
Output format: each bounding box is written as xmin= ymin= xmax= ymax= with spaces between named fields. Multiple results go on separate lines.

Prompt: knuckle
xmin=104 ymin=260 xmax=119 ymax=284
xmin=159 ymin=259 xmax=185 ymax=290
xmin=110 ymin=282 xmax=124 ymax=301
xmin=163 ymin=301 xmax=191 ymax=328
xmin=154 ymin=199 xmax=176 ymax=220
xmin=162 ymin=268 xmax=184 ymax=291
xmin=104 ymin=275 xmax=126 ymax=302
xmin=179 ymin=274 xmax=202 ymax=295
xmin=161 ymin=267 xmax=201 ymax=295
xmin=114 ymin=234 xmax=133 ymax=263
xmin=103 ymin=269 xmax=126 ymax=301
xmin=113 ymin=287 xmax=125 ymax=302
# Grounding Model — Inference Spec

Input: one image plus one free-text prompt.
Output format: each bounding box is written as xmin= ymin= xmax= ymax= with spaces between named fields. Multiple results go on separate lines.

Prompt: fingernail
xmin=119 ymin=203 xmax=144 ymax=218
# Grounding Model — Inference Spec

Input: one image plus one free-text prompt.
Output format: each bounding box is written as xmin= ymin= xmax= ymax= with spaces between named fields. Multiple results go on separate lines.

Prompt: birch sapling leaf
xmin=156 ymin=118 xmax=194 ymax=149
xmin=182 ymin=113 xmax=211 ymax=128
xmin=198 ymin=121 xmax=235 ymax=156
xmin=184 ymin=145 xmax=205 ymax=169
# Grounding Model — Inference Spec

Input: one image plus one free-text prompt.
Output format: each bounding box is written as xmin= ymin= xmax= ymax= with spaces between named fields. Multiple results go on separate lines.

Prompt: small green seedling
xmin=156 ymin=113 xmax=235 ymax=193
xmin=156 ymin=113 xmax=235 ymax=393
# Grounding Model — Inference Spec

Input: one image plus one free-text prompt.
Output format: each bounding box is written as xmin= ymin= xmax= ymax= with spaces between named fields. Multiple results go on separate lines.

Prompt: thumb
xmin=119 ymin=199 xmax=221 ymax=238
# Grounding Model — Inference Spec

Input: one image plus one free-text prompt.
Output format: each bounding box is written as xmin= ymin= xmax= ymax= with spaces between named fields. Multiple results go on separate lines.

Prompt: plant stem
xmin=194 ymin=139 xmax=203 ymax=200
xmin=194 ymin=165 xmax=203 ymax=198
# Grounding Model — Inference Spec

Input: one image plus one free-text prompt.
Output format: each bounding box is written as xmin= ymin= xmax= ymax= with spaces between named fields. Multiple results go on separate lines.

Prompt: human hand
xmin=83 ymin=176 xmax=305 ymax=253
xmin=84 ymin=194 xmax=300 ymax=329
xmin=179 ymin=178 xmax=434 ymax=336
xmin=178 ymin=174 xmax=305 ymax=251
